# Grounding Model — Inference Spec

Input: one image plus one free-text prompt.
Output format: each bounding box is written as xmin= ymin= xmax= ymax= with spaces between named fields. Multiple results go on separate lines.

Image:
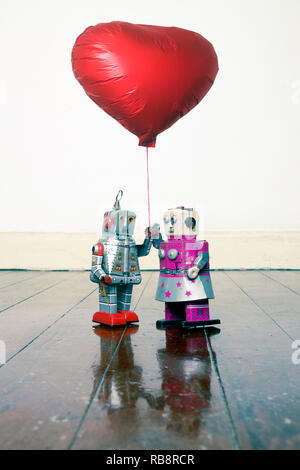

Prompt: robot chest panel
xmin=128 ymin=247 xmax=139 ymax=273
xmin=102 ymin=242 xmax=121 ymax=274
xmin=159 ymin=241 xmax=199 ymax=270
xmin=183 ymin=242 xmax=200 ymax=267
xmin=103 ymin=241 xmax=139 ymax=274
xmin=159 ymin=241 xmax=184 ymax=269
xmin=112 ymin=245 xmax=126 ymax=273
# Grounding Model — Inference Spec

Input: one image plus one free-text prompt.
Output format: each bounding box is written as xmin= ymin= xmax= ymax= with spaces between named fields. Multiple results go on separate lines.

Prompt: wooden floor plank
xmin=0 ymin=271 xmax=14 ymax=278
xmin=261 ymin=270 xmax=300 ymax=295
xmin=0 ymin=273 xmax=150 ymax=450
xmin=226 ymin=271 xmax=300 ymax=340
xmin=0 ymin=271 xmax=43 ymax=290
xmin=0 ymin=272 xmax=94 ymax=363
xmin=0 ymin=270 xmax=298 ymax=450
xmin=0 ymin=271 xmax=19 ymax=280
xmin=71 ymin=273 xmax=236 ymax=450
xmin=0 ymin=271 xmax=72 ymax=313
xmin=209 ymin=271 xmax=300 ymax=450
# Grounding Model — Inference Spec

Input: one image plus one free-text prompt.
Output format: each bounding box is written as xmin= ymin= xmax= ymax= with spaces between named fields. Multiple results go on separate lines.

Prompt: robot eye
xmin=163 ymin=216 xmax=169 ymax=224
xmin=119 ymin=215 xmax=125 ymax=222
xmin=185 ymin=217 xmax=196 ymax=230
xmin=128 ymin=216 xmax=135 ymax=223
xmin=170 ymin=215 xmax=177 ymax=224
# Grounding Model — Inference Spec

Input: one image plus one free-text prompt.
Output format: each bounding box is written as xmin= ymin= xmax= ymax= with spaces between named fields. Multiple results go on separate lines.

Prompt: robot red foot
xmin=93 ymin=311 xmax=139 ymax=327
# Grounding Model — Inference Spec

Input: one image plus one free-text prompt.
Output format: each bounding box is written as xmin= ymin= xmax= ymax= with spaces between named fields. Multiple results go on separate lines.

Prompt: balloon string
xmin=146 ymin=147 xmax=151 ymax=228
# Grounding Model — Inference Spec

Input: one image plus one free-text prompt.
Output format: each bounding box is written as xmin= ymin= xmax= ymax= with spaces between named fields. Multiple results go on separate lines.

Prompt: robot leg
xmin=182 ymin=300 xmax=220 ymax=328
xmin=165 ymin=302 xmax=185 ymax=321
xmin=93 ymin=284 xmax=126 ymax=327
xmin=156 ymin=302 xmax=185 ymax=328
xmin=117 ymin=284 xmax=139 ymax=323
xmin=185 ymin=299 xmax=210 ymax=322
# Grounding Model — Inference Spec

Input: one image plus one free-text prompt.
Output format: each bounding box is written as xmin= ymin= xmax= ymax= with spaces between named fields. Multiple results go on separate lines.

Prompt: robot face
xmin=102 ymin=210 xmax=136 ymax=238
xmin=102 ymin=210 xmax=117 ymax=237
xmin=163 ymin=207 xmax=199 ymax=238
xmin=117 ymin=210 xmax=136 ymax=237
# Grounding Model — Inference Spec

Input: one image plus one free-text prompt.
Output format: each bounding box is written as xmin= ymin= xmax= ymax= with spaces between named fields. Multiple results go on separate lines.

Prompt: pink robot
xmin=153 ymin=206 xmax=220 ymax=328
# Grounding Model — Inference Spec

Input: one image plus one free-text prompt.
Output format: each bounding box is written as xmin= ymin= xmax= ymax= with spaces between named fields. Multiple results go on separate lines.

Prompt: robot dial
xmin=168 ymin=249 xmax=178 ymax=260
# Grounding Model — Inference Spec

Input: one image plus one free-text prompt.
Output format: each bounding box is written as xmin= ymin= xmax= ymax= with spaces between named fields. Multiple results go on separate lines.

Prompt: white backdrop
xmin=0 ymin=0 xmax=299 ymax=235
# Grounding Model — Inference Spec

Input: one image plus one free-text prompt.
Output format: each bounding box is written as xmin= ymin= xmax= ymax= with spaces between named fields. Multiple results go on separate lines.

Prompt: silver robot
xmin=90 ymin=190 xmax=152 ymax=327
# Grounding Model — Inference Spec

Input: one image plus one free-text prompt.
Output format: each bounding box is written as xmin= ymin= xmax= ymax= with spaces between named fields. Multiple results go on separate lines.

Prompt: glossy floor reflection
xmin=70 ymin=273 xmax=233 ymax=450
xmin=92 ymin=325 xmax=164 ymax=412
xmin=91 ymin=325 xmax=220 ymax=444
xmin=0 ymin=270 xmax=299 ymax=449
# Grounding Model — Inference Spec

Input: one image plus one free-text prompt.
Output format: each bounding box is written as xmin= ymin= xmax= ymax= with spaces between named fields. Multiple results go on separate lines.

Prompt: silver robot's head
xmin=101 ymin=190 xmax=136 ymax=238
xmin=101 ymin=209 xmax=136 ymax=238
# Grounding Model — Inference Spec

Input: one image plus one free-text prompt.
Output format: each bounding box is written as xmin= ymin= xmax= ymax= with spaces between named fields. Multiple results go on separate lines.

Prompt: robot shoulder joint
xmin=92 ymin=243 xmax=104 ymax=256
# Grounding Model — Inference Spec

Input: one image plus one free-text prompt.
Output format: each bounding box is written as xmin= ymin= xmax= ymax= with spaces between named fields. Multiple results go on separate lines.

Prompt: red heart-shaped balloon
xmin=72 ymin=21 xmax=218 ymax=147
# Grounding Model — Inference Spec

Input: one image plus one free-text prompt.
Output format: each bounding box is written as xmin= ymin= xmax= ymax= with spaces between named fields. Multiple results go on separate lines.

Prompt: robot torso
xmin=156 ymin=237 xmax=214 ymax=302
xmin=99 ymin=236 xmax=142 ymax=284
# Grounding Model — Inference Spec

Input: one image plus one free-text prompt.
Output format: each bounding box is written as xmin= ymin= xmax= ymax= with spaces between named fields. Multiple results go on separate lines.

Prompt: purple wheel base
xmin=156 ymin=318 xmax=220 ymax=329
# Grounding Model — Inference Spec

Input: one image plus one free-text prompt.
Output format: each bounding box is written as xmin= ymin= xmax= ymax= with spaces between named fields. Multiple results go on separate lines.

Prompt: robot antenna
xmin=113 ymin=190 xmax=123 ymax=211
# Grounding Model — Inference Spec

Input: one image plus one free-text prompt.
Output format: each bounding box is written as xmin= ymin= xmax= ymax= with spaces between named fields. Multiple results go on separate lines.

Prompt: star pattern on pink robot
xmin=161 ymin=282 xmax=164 ymax=288
xmin=185 ymin=291 xmax=192 ymax=296
xmin=177 ymin=282 xmax=181 ymax=287
xmin=165 ymin=290 xmax=171 ymax=298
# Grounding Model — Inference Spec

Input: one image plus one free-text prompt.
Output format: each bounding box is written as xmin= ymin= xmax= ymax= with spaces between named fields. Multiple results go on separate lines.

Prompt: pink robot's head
xmin=163 ymin=206 xmax=199 ymax=240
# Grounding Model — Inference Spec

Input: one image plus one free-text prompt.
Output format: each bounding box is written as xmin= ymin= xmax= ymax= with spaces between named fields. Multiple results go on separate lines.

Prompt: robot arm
xmin=137 ymin=224 xmax=163 ymax=256
xmin=194 ymin=252 xmax=209 ymax=271
xmin=137 ymin=231 xmax=152 ymax=257
xmin=187 ymin=252 xmax=209 ymax=280
xmin=90 ymin=243 xmax=106 ymax=283
xmin=152 ymin=232 xmax=164 ymax=249
xmin=150 ymin=223 xmax=164 ymax=249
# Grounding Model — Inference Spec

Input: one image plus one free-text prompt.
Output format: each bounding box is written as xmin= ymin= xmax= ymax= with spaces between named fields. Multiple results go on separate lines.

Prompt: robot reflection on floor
xmin=90 ymin=190 xmax=152 ymax=327
xmin=153 ymin=206 xmax=220 ymax=328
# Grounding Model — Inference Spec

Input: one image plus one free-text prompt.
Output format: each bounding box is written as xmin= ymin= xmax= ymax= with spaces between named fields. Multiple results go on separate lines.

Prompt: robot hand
xmin=101 ymin=275 xmax=112 ymax=284
xmin=187 ymin=266 xmax=200 ymax=280
xmin=144 ymin=227 xmax=151 ymax=238
xmin=90 ymin=269 xmax=106 ymax=283
xmin=145 ymin=223 xmax=160 ymax=240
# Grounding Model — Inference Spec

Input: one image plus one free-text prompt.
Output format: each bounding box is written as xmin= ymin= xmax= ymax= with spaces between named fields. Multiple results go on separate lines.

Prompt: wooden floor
xmin=0 ymin=270 xmax=299 ymax=450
